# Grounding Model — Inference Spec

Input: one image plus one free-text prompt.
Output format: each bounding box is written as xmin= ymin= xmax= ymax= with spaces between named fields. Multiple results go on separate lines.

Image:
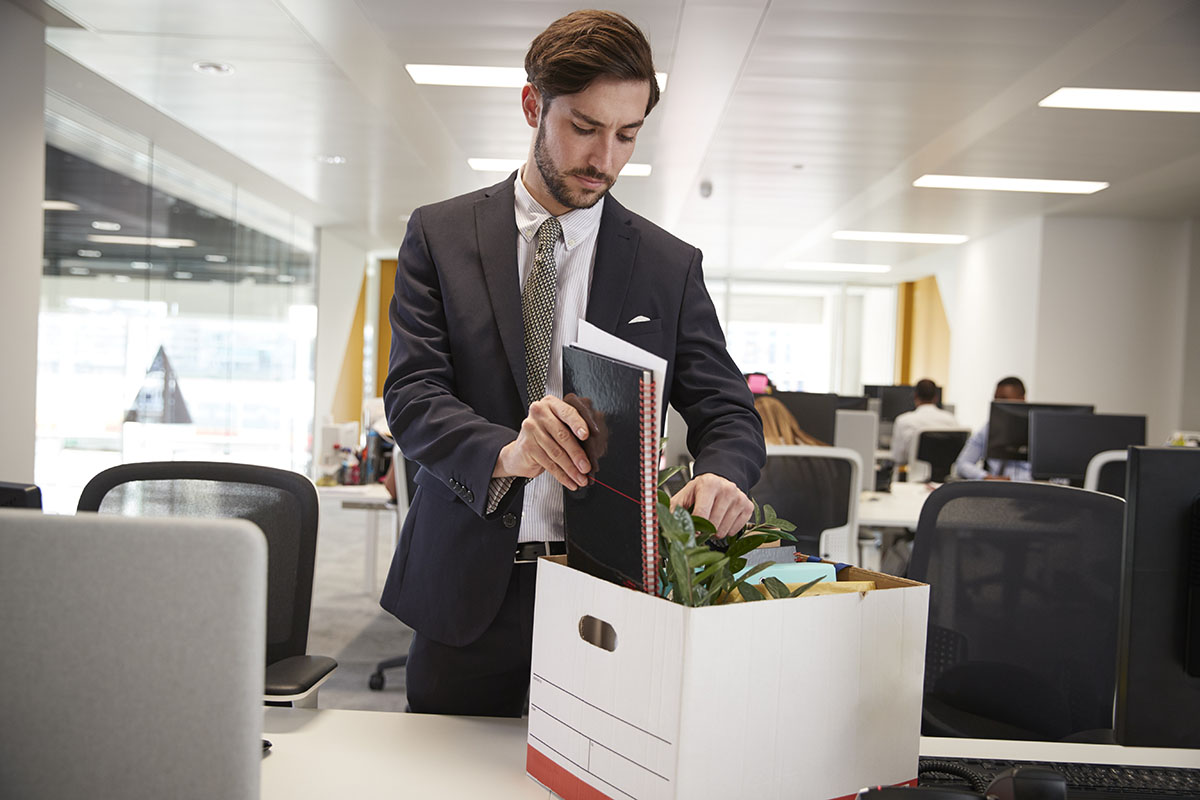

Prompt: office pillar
xmin=0 ymin=1 xmax=45 ymax=482
xmin=1181 ymin=219 xmax=1200 ymax=431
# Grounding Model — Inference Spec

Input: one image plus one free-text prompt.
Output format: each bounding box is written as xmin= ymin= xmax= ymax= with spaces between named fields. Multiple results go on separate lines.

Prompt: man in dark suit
xmin=381 ymin=9 xmax=765 ymax=717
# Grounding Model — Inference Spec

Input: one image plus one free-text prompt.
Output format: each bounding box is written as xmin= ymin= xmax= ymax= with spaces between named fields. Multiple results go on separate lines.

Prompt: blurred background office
xmin=1 ymin=0 xmax=1199 ymax=511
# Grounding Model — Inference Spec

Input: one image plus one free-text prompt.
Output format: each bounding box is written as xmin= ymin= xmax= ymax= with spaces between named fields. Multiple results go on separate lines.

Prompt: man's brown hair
xmin=525 ymin=9 xmax=661 ymax=115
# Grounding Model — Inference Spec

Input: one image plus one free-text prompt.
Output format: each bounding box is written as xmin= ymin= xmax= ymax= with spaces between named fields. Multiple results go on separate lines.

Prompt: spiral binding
xmin=639 ymin=375 xmax=657 ymax=593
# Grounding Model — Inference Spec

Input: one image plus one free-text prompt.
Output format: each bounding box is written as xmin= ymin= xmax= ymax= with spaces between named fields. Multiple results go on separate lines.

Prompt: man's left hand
xmin=669 ymin=473 xmax=754 ymax=539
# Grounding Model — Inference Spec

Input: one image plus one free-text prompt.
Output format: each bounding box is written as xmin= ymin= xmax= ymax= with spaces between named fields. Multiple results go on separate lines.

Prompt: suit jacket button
xmin=464 ymin=489 xmax=474 ymax=504
xmin=502 ymin=512 xmax=518 ymax=528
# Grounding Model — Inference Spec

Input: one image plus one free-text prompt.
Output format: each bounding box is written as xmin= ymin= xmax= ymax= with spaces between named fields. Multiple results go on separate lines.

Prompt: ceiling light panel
xmin=833 ymin=230 xmax=968 ymax=245
xmin=913 ymin=174 xmax=1109 ymax=194
xmin=1040 ymin=87 xmax=1200 ymax=113
xmin=407 ymin=64 xmax=668 ymax=91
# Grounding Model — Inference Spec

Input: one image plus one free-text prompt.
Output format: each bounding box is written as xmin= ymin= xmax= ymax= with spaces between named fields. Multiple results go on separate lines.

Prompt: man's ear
xmin=521 ymin=84 xmax=542 ymax=129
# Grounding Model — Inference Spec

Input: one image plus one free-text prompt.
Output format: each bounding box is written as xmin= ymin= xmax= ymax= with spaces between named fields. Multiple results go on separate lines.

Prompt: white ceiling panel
xmin=35 ymin=0 xmax=1200 ymax=274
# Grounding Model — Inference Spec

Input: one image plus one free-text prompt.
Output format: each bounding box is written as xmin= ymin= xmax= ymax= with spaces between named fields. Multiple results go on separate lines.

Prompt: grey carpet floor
xmin=308 ymin=488 xmax=412 ymax=711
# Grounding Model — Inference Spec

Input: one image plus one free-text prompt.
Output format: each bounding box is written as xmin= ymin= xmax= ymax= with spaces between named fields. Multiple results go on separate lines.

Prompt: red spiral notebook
xmin=561 ymin=323 xmax=664 ymax=594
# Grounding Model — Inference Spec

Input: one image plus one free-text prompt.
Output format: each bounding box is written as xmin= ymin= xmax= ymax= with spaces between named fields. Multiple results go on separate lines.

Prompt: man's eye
xmin=618 ymin=134 xmax=636 ymax=143
xmin=572 ymin=124 xmax=594 ymax=135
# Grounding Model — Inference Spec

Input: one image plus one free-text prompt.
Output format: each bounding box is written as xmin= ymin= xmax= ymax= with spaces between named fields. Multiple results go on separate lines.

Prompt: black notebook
xmin=562 ymin=344 xmax=660 ymax=594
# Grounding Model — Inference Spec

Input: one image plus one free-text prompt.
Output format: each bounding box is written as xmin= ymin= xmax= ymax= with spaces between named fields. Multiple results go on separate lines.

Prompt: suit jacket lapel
xmin=586 ymin=196 xmax=639 ymax=334
xmin=475 ymin=175 xmax=529 ymax=404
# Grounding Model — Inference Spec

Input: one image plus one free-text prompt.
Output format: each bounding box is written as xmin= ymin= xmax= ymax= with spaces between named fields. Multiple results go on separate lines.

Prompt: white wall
xmin=1035 ymin=217 xmax=1191 ymax=444
xmin=313 ymin=228 xmax=368 ymax=463
xmin=0 ymin=2 xmax=45 ymax=483
xmin=938 ymin=216 xmax=1045 ymax=429
xmin=1181 ymin=219 xmax=1200 ymax=432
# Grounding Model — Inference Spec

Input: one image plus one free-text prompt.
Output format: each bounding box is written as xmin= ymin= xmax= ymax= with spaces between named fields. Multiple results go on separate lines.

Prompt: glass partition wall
xmin=37 ymin=96 xmax=316 ymax=512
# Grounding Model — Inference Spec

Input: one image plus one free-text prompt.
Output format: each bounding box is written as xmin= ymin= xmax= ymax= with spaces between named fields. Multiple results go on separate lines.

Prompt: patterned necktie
xmin=522 ymin=216 xmax=562 ymax=404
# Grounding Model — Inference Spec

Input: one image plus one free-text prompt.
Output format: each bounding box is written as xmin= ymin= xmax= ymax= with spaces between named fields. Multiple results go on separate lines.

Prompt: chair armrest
xmin=264 ymin=654 xmax=338 ymax=699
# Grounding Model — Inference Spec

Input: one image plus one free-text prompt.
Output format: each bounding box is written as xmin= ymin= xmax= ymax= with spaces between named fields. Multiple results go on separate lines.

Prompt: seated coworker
xmin=889 ymin=378 xmax=958 ymax=467
xmin=954 ymin=376 xmax=1032 ymax=481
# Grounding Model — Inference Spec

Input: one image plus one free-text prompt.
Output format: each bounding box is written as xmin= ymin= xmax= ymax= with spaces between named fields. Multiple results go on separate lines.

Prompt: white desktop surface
xmin=262 ymin=708 xmax=550 ymax=799
xmin=261 ymin=708 xmax=1200 ymax=797
xmin=859 ymin=481 xmax=935 ymax=529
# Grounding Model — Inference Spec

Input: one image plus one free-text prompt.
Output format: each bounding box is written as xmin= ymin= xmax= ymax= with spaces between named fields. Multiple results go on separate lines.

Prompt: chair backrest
xmin=750 ymin=445 xmax=861 ymax=562
xmin=0 ymin=509 xmax=264 ymax=800
xmin=910 ymin=428 xmax=971 ymax=483
xmin=77 ymin=460 xmax=319 ymax=667
xmin=835 ymin=409 xmax=879 ymax=492
xmin=1084 ymin=449 xmax=1128 ymax=497
xmin=907 ymin=481 xmax=1125 ymax=741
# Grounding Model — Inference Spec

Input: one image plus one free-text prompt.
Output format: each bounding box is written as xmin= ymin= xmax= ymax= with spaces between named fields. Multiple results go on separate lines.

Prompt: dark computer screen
xmin=862 ymin=384 xmax=884 ymax=399
xmin=835 ymin=395 xmax=869 ymax=411
xmin=1028 ymin=412 xmax=1146 ymax=485
xmin=1114 ymin=446 xmax=1200 ymax=748
xmin=985 ymin=402 xmax=1094 ymax=462
xmin=0 ymin=482 xmax=42 ymax=509
xmin=771 ymin=391 xmax=838 ymax=446
xmin=878 ymin=385 xmax=916 ymax=422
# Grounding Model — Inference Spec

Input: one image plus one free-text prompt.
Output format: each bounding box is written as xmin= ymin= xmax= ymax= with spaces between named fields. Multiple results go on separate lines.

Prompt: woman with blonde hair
xmin=755 ymin=395 xmax=828 ymax=447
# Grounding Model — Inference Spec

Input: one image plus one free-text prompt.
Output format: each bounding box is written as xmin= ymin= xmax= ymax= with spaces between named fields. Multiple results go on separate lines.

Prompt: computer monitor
xmin=985 ymin=401 xmax=1094 ymax=462
xmin=836 ymin=395 xmax=869 ymax=411
xmin=862 ymin=384 xmax=884 ymax=399
xmin=0 ymin=481 xmax=42 ymax=509
xmin=878 ymin=385 xmax=916 ymax=423
xmin=1114 ymin=446 xmax=1200 ymax=748
xmin=771 ymin=391 xmax=838 ymax=446
xmin=1029 ymin=412 xmax=1146 ymax=486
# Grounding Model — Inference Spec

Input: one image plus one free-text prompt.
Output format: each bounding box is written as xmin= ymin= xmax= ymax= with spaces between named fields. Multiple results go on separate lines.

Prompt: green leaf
xmin=726 ymin=533 xmax=771 ymax=560
xmin=752 ymin=499 xmax=762 ymax=526
xmin=774 ymin=519 xmax=797 ymax=533
xmin=668 ymin=540 xmax=693 ymax=607
xmin=658 ymin=502 xmax=684 ymax=542
xmin=761 ymin=576 xmax=792 ymax=599
xmin=657 ymin=464 xmax=685 ymax=488
xmin=728 ymin=556 xmax=747 ymax=574
xmin=735 ymin=561 xmax=773 ymax=585
xmin=692 ymin=584 xmax=710 ymax=606
xmin=763 ymin=504 xmax=778 ymax=524
xmin=671 ymin=505 xmax=696 ymax=542
xmin=686 ymin=550 xmax=724 ymax=569
xmin=693 ymin=558 xmax=727 ymax=586
xmin=736 ymin=582 xmax=764 ymax=602
xmin=691 ymin=516 xmax=718 ymax=536
xmin=789 ymin=576 xmax=825 ymax=597
xmin=658 ymin=489 xmax=672 ymax=508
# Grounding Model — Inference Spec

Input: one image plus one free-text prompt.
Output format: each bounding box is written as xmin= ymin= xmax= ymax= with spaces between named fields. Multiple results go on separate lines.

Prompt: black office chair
xmin=369 ymin=446 xmax=418 ymax=692
xmin=912 ymin=428 xmax=971 ymax=483
xmin=748 ymin=444 xmax=860 ymax=563
xmin=77 ymin=460 xmax=337 ymax=706
xmin=1084 ymin=449 xmax=1128 ymax=498
xmin=907 ymin=481 xmax=1125 ymax=742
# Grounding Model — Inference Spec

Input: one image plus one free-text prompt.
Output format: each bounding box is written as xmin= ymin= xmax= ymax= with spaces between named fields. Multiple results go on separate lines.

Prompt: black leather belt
xmin=514 ymin=541 xmax=567 ymax=563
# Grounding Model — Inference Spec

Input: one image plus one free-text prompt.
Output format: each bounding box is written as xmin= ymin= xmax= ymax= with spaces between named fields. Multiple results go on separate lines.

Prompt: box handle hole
xmin=578 ymin=615 xmax=617 ymax=652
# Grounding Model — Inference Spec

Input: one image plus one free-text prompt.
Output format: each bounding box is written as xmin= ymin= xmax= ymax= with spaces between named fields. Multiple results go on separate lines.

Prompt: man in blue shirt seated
xmin=954 ymin=376 xmax=1032 ymax=481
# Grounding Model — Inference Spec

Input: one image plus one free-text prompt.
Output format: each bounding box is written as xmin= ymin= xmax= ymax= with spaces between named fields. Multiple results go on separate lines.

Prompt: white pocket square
xmin=627 ymin=315 xmax=651 ymax=324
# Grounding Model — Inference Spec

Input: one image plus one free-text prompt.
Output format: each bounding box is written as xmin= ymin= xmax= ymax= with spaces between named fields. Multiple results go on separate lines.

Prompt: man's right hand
xmin=493 ymin=396 xmax=591 ymax=489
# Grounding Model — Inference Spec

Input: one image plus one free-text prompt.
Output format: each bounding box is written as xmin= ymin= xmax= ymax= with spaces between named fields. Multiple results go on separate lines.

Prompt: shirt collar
xmin=514 ymin=167 xmax=604 ymax=251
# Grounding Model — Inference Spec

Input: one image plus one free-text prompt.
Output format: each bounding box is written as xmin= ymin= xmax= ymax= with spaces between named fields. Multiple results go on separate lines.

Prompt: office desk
xmin=859 ymin=481 xmax=934 ymax=529
xmin=262 ymin=708 xmax=549 ymax=799
xmin=324 ymin=484 xmax=397 ymax=593
xmin=261 ymin=708 xmax=1200 ymax=798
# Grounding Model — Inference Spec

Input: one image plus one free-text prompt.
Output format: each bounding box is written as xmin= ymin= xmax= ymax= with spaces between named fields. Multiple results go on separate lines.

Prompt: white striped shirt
xmin=513 ymin=169 xmax=604 ymax=544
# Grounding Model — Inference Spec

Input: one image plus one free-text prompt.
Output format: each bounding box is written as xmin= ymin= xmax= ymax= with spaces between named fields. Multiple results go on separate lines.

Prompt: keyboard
xmin=918 ymin=756 xmax=1200 ymax=799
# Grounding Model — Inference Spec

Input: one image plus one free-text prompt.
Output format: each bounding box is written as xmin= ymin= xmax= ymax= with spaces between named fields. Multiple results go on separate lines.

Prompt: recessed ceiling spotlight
xmin=114 ymin=274 xmax=132 ymax=283
xmin=174 ymin=271 xmax=194 ymax=280
xmin=77 ymin=249 xmax=102 ymax=258
xmin=834 ymin=230 xmax=969 ymax=245
xmin=68 ymin=267 xmax=90 ymax=276
xmin=243 ymin=266 xmax=268 ymax=274
xmin=130 ymin=261 xmax=151 ymax=270
xmin=316 ymin=154 xmax=347 ymax=165
xmin=91 ymin=220 xmax=122 ymax=231
xmin=205 ymin=254 xmax=229 ymax=263
xmin=914 ymin=174 xmax=1108 ymax=194
xmin=43 ymin=200 xmax=80 ymax=211
xmin=277 ymin=274 xmax=297 ymax=283
xmin=193 ymin=61 xmax=234 ymax=76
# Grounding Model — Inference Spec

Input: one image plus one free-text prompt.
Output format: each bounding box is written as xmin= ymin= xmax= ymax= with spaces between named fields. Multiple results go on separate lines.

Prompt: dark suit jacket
xmin=380 ymin=174 xmax=764 ymax=646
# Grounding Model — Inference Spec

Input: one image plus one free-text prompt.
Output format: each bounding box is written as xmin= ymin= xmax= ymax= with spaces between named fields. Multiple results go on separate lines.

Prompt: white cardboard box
xmin=526 ymin=555 xmax=929 ymax=800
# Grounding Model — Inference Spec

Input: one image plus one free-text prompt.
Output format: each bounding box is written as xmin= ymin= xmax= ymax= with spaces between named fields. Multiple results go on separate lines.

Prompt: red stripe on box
xmin=828 ymin=778 xmax=919 ymax=800
xmin=526 ymin=745 xmax=615 ymax=800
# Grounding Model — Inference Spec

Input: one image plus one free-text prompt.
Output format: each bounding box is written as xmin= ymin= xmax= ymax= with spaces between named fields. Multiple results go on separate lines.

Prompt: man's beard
xmin=534 ymin=124 xmax=614 ymax=211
